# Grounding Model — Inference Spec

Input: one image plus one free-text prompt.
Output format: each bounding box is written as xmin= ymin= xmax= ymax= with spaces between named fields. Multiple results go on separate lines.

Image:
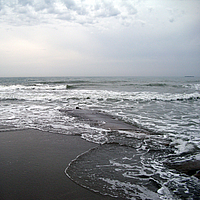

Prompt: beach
xmin=0 ymin=129 xmax=115 ymax=200
xmin=1 ymin=76 xmax=200 ymax=199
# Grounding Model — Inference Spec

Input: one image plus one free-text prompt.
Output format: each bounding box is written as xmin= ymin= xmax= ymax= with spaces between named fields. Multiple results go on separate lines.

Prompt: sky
xmin=0 ymin=0 xmax=199 ymax=77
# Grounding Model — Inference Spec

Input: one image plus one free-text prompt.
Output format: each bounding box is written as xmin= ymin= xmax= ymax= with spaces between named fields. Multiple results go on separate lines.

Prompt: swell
xmin=144 ymin=96 xmax=200 ymax=102
xmin=34 ymin=80 xmax=91 ymax=85
xmin=121 ymin=94 xmax=200 ymax=102
xmin=123 ymin=83 xmax=185 ymax=88
xmin=0 ymin=97 xmax=25 ymax=101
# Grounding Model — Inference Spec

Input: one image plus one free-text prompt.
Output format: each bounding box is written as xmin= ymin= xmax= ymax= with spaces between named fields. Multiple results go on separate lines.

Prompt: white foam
xmin=109 ymin=159 xmax=135 ymax=169
xmin=171 ymin=139 xmax=196 ymax=155
xmin=1 ymin=79 xmax=200 ymax=160
xmin=99 ymin=177 xmax=161 ymax=200
xmin=195 ymin=154 xmax=200 ymax=160
xmin=157 ymin=186 xmax=174 ymax=199
xmin=122 ymin=157 xmax=133 ymax=160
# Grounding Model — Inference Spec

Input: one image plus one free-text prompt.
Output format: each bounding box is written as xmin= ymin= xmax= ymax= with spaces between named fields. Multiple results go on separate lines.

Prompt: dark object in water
xmin=66 ymin=84 xmax=73 ymax=89
xmin=167 ymin=160 xmax=200 ymax=179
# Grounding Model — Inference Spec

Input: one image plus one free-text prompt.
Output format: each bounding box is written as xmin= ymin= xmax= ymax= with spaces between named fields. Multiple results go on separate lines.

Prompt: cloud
xmin=93 ymin=1 xmax=120 ymax=17
xmin=62 ymin=0 xmax=78 ymax=10
xmin=18 ymin=0 xmax=33 ymax=6
xmin=0 ymin=0 xmax=200 ymax=77
xmin=0 ymin=0 xmax=139 ymax=26
xmin=2 ymin=0 xmax=195 ymax=30
xmin=169 ymin=17 xmax=174 ymax=23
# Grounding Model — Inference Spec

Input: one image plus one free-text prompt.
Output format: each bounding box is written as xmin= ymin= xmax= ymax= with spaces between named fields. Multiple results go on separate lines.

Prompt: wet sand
xmin=60 ymin=109 xmax=149 ymax=133
xmin=0 ymin=129 xmax=115 ymax=200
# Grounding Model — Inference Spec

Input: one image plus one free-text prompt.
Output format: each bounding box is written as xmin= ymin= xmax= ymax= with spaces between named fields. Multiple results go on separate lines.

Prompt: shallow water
xmin=66 ymin=144 xmax=200 ymax=199
xmin=0 ymin=76 xmax=200 ymax=199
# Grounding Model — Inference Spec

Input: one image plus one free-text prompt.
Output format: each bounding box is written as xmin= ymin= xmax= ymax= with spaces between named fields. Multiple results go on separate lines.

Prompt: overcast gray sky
xmin=0 ymin=0 xmax=199 ymax=77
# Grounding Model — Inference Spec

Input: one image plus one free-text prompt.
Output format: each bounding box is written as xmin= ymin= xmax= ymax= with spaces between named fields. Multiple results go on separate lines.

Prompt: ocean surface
xmin=0 ymin=76 xmax=200 ymax=199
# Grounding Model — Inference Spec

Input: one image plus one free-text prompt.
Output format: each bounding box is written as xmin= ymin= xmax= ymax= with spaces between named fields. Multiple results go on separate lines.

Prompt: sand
xmin=0 ymin=129 xmax=115 ymax=200
xmin=60 ymin=109 xmax=149 ymax=133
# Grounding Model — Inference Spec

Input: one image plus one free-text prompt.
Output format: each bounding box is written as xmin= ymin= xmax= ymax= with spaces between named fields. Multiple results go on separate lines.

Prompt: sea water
xmin=0 ymin=76 xmax=200 ymax=199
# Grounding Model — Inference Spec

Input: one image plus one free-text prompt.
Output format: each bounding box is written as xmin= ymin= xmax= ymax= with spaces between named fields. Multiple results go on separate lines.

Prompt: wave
xmin=0 ymin=84 xmax=67 ymax=91
xmin=175 ymin=96 xmax=200 ymax=101
xmin=122 ymin=83 xmax=168 ymax=87
xmin=115 ymin=92 xmax=200 ymax=103
xmin=189 ymin=83 xmax=200 ymax=90
xmin=35 ymin=80 xmax=89 ymax=85
xmin=65 ymin=142 xmax=200 ymax=200
xmin=66 ymin=84 xmax=76 ymax=89
xmin=141 ymin=96 xmax=200 ymax=102
xmin=145 ymin=83 xmax=168 ymax=87
xmin=0 ymin=97 xmax=25 ymax=102
xmin=122 ymin=83 xmax=189 ymax=90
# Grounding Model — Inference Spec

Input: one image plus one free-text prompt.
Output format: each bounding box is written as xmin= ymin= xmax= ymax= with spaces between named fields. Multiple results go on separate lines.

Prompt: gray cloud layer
xmin=0 ymin=0 xmax=199 ymax=77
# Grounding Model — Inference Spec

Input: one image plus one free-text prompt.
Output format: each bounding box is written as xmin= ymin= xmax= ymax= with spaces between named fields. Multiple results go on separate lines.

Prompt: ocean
xmin=0 ymin=76 xmax=200 ymax=199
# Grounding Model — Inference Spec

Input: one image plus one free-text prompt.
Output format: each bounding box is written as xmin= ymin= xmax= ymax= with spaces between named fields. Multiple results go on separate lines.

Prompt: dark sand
xmin=0 ymin=129 xmax=115 ymax=200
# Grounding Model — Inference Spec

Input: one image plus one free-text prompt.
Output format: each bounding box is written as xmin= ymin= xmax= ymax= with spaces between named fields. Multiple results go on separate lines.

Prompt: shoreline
xmin=0 ymin=129 xmax=115 ymax=200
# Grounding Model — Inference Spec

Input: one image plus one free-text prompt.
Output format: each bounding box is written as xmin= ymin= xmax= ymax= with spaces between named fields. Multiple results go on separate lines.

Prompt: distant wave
xmin=35 ymin=80 xmax=91 ymax=85
xmin=175 ymin=96 xmax=200 ymax=101
xmin=145 ymin=96 xmax=200 ymax=102
xmin=133 ymin=96 xmax=200 ymax=102
xmin=123 ymin=83 xmax=185 ymax=88
xmin=0 ymin=97 xmax=25 ymax=101
xmin=145 ymin=83 xmax=168 ymax=87
xmin=66 ymin=85 xmax=76 ymax=89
